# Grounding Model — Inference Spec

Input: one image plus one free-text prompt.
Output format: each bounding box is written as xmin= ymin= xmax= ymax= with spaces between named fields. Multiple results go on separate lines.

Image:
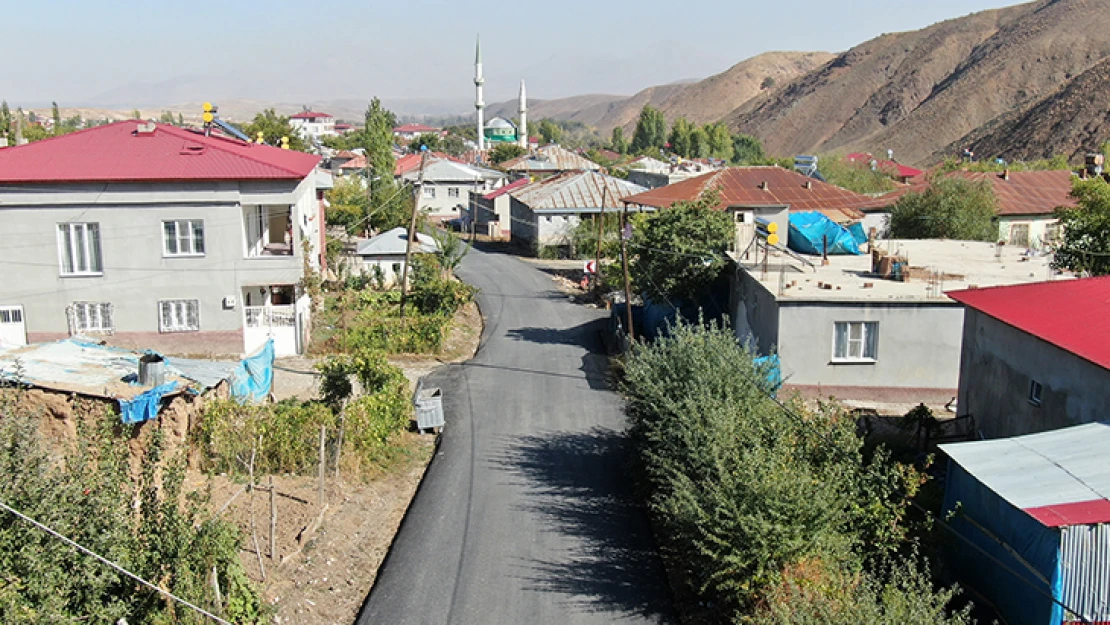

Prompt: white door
xmin=243 ymin=305 xmax=298 ymax=357
xmin=0 ymin=306 xmax=27 ymax=347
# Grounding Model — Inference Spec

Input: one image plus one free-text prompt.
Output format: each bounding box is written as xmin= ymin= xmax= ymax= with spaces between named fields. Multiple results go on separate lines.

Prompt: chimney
xmin=805 ymin=180 xmax=813 ymax=190
xmin=1001 ymin=168 xmax=1010 ymax=181
xmin=759 ymin=180 xmax=769 ymax=191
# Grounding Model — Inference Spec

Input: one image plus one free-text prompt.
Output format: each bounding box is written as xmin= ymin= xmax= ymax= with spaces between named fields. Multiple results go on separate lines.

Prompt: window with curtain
xmin=833 ymin=321 xmax=878 ymax=362
xmin=57 ymin=223 xmax=102 ymax=275
xmin=163 ymin=219 xmax=205 ymax=256
xmin=159 ymin=300 xmax=200 ymax=332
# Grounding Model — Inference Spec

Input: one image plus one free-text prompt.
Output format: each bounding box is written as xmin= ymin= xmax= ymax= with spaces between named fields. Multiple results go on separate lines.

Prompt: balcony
xmin=244 ymin=205 xmax=295 ymax=258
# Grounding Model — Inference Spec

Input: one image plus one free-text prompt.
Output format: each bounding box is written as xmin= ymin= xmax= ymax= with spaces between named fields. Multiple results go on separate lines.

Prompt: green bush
xmin=199 ymin=399 xmax=336 ymax=475
xmin=890 ymin=177 xmax=998 ymax=241
xmin=409 ymin=255 xmax=475 ymax=317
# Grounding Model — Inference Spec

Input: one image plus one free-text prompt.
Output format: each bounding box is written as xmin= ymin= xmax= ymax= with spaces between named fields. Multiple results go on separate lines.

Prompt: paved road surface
xmin=356 ymin=246 xmax=675 ymax=625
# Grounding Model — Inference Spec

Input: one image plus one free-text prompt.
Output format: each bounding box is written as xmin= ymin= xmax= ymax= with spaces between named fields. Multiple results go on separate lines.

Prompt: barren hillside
xmin=727 ymin=0 xmax=1110 ymax=165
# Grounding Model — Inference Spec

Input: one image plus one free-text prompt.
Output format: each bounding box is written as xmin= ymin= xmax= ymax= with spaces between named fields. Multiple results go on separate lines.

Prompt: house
xmin=0 ymin=120 xmax=325 ymax=358
xmin=845 ymin=152 xmax=924 ymax=184
xmin=400 ymin=158 xmax=507 ymax=222
xmin=392 ymin=123 xmax=440 ymax=142
xmin=626 ymin=156 xmax=721 ymax=189
xmin=472 ymin=178 xmax=529 ymax=240
xmin=508 ymin=171 xmax=647 ymax=247
xmin=350 ymin=227 xmax=438 ymax=287
xmin=939 ymin=422 xmax=1110 ymax=625
xmin=728 ymin=239 xmax=1065 ymax=408
xmin=500 ymin=145 xmax=601 ymax=178
xmin=289 ymin=110 xmax=336 ymax=143
xmin=949 ymin=277 xmax=1110 ymax=438
xmin=334 ymin=123 xmax=355 ymax=135
xmin=393 ymin=151 xmax=463 ymax=178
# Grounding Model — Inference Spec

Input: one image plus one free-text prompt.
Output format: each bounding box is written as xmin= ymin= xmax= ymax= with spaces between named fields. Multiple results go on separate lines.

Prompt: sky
xmin=4 ymin=0 xmax=1025 ymax=112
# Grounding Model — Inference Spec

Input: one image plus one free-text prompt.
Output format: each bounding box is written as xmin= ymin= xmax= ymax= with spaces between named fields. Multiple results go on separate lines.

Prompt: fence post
xmin=333 ymin=415 xmax=344 ymax=481
xmin=269 ymin=475 xmax=276 ymax=562
xmin=318 ymin=425 xmax=326 ymax=509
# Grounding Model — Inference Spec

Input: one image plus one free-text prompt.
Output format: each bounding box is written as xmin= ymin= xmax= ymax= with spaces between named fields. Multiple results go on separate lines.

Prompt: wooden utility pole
xmin=593 ymin=187 xmax=609 ymax=294
xmin=399 ymin=148 xmax=428 ymax=319
xmin=620 ymin=204 xmax=635 ymax=342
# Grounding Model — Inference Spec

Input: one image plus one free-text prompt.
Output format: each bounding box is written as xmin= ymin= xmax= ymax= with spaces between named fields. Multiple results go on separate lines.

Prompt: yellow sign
xmin=768 ymin=233 xmax=780 ymax=246
xmin=202 ymin=112 xmax=214 ymax=124
xmin=767 ymin=222 xmax=779 ymax=233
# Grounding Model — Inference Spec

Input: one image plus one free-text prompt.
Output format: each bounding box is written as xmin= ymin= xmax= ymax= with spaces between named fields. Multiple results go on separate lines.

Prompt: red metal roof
xmin=949 ymin=276 xmax=1110 ymax=371
xmin=623 ymin=166 xmax=867 ymax=220
xmin=854 ymin=170 xmax=1078 ymax=216
xmin=290 ymin=111 xmax=332 ymax=119
xmin=393 ymin=123 xmax=439 ymax=134
xmin=393 ymin=152 xmax=463 ymax=177
xmin=0 ymin=120 xmax=320 ymax=183
xmin=483 ymin=177 xmax=529 ymax=200
xmin=846 ymin=152 xmax=924 ymax=179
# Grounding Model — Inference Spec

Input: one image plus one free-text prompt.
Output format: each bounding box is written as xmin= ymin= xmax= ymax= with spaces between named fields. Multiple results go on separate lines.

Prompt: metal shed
xmin=940 ymin=422 xmax=1110 ymax=625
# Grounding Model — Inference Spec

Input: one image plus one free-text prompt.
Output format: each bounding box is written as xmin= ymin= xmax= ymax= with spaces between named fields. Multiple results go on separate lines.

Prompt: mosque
xmin=474 ymin=36 xmax=528 ymax=151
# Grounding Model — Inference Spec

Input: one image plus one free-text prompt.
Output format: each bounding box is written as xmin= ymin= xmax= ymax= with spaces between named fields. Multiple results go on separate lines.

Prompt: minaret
xmin=474 ymin=36 xmax=485 ymax=152
xmin=518 ymin=79 xmax=528 ymax=149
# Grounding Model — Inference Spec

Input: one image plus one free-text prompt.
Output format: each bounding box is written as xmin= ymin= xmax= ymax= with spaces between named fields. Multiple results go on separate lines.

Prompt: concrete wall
xmin=0 ymin=178 xmax=317 ymax=356
xmin=472 ymin=192 xmax=511 ymax=239
xmin=351 ymin=254 xmax=407 ymax=287
xmin=417 ymin=181 xmax=490 ymax=220
xmin=957 ymin=309 xmax=1110 ymax=438
xmin=731 ymin=267 xmax=780 ymax=355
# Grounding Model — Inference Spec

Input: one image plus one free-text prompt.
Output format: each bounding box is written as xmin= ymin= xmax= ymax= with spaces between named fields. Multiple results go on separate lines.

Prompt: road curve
xmin=355 ymin=246 xmax=674 ymax=625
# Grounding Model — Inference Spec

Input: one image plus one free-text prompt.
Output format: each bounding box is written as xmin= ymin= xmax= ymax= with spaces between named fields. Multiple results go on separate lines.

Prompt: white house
xmin=509 ymin=171 xmax=647 ymax=247
xmin=0 ymin=120 xmax=325 ymax=358
xmin=290 ymin=110 xmax=336 ymax=143
xmin=350 ymin=227 xmax=438 ymax=287
xmin=400 ymin=158 xmax=507 ymax=222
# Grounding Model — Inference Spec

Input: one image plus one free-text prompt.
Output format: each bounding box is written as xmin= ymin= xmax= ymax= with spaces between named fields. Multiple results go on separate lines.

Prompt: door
xmin=0 ymin=306 xmax=27 ymax=347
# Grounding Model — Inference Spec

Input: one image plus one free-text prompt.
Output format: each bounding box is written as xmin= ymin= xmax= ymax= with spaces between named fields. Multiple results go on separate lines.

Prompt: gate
xmin=244 ymin=305 xmax=298 ymax=357
xmin=0 ymin=306 xmax=27 ymax=347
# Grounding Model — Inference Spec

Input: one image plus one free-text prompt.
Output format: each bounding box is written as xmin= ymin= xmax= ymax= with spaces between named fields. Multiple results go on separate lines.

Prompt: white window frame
xmin=158 ymin=299 xmax=200 ymax=333
xmin=1029 ymin=379 xmax=1043 ymax=406
xmin=56 ymin=222 xmax=103 ymax=276
xmin=69 ymin=302 xmax=113 ymax=335
xmin=448 ymin=187 xmax=460 ymax=199
xmin=422 ymin=186 xmax=436 ymax=199
xmin=162 ymin=219 xmax=205 ymax=257
xmin=832 ymin=321 xmax=879 ymax=363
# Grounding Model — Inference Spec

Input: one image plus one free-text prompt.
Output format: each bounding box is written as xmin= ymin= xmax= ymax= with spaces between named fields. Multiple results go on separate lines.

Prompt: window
xmin=0 ymin=308 xmax=23 ymax=324
xmin=1044 ymin=222 xmax=1062 ymax=247
xmin=159 ymin=300 xmax=200 ymax=333
xmin=69 ymin=302 xmax=112 ymax=334
xmin=1029 ymin=379 xmax=1043 ymax=406
xmin=423 ymin=186 xmax=436 ymax=199
xmin=57 ymin=223 xmax=102 ymax=275
xmin=163 ymin=219 xmax=205 ymax=256
xmin=448 ymin=187 xmax=460 ymax=199
xmin=1009 ymin=223 xmax=1031 ymax=247
xmin=833 ymin=321 xmax=878 ymax=362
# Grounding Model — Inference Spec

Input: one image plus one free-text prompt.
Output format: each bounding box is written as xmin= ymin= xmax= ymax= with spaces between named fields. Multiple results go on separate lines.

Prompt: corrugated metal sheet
xmin=512 ymin=171 xmax=646 ymax=211
xmin=1060 ymin=524 xmax=1110 ymax=623
xmin=502 ymin=145 xmax=601 ymax=173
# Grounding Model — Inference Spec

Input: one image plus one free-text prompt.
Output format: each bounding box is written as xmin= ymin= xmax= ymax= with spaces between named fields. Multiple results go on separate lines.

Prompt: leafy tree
xmin=326 ymin=176 xmax=370 ymax=233
xmin=50 ymin=101 xmax=61 ymax=136
xmin=538 ymin=118 xmax=562 ymax=144
xmin=819 ymin=154 xmax=896 ymax=194
xmin=704 ymin=122 xmax=733 ymax=161
xmin=177 ymin=112 xmax=185 ymax=126
xmin=442 ymin=134 xmax=467 ymax=156
xmin=432 ymin=228 xmax=470 ymax=275
xmin=688 ymin=126 xmax=710 ymax=159
xmin=630 ymin=105 xmax=667 ymax=154
xmin=443 ymin=123 xmax=477 ymax=142
xmin=242 ymin=109 xmax=308 ymax=151
xmin=130 ymin=109 xmax=141 ymax=119
xmin=0 ymin=101 xmax=11 ymax=141
xmin=408 ymin=132 xmax=442 ymax=152
xmin=631 ymin=188 xmax=734 ymax=301
xmin=668 ymin=116 xmax=693 ymax=158
xmin=731 ymin=133 xmax=765 ymax=164
xmin=610 ymin=126 xmax=628 ymax=155
xmin=1053 ymin=178 xmax=1110 ymax=275
xmin=358 ymin=97 xmax=398 ymax=180
xmin=935 ymin=154 xmax=1070 ymax=174
xmin=158 ymin=110 xmax=176 ymax=125
xmin=761 ymin=75 xmax=777 ymax=90
xmin=488 ymin=143 xmax=526 ymax=165
xmin=889 ymin=176 xmax=998 ymax=241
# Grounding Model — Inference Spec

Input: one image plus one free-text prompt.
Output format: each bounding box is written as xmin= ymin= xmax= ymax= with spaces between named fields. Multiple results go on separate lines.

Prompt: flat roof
xmin=739 ymin=239 xmax=1068 ymax=303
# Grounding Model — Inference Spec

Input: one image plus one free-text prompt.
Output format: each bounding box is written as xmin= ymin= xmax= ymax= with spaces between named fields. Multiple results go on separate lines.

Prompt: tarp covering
xmin=787 ymin=211 xmax=862 ymax=256
xmin=119 ymin=381 xmax=179 ymax=424
xmin=754 ymin=354 xmax=783 ymax=394
xmin=230 ymin=339 xmax=274 ymax=403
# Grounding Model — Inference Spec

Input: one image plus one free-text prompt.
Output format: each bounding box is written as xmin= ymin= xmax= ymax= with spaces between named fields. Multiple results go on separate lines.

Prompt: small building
xmin=472 ymin=178 xmax=529 ymax=240
xmin=334 ymin=123 xmax=355 ymax=135
xmin=500 ymin=145 xmax=601 ymax=178
xmin=0 ymin=120 xmax=325 ymax=358
xmin=845 ymin=152 xmax=924 ymax=184
xmin=728 ymin=239 xmax=1065 ymax=408
xmin=350 ymin=227 xmax=438 ymax=287
xmin=626 ymin=156 xmax=721 ymax=189
xmin=940 ymin=422 xmax=1110 ymax=625
xmin=949 ymin=277 xmax=1110 ymax=438
xmin=400 ymin=158 xmax=507 ymax=222
xmin=509 ymin=171 xmax=647 ymax=247
xmin=392 ymin=123 xmax=441 ymax=143
xmin=289 ymin=110 xmax=336 ymax=143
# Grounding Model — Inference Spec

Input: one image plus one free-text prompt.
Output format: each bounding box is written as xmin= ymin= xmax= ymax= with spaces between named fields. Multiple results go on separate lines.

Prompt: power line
xmin=0 ymin=498 xmax=232 ymax=625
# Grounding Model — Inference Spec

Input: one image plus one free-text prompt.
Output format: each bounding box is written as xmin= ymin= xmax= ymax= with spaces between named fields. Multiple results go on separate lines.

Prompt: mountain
xmin=725 ymin=0 xmax=1110 ymax=165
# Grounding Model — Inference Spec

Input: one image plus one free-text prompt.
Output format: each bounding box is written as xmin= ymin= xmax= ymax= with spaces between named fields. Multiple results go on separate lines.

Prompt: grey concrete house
xmin=348 ymin=227 xmax=438 ymax=287
xmin=950 ymin=277 xmax=1110 ymax=438
xmin=0 ymin=120 xmax=325 ymax=357
xmin=730 ymin=239 xmax=1067 ymax=409
xmin=508 ymin=171 xmax=648 ymax=248
xmin=472 ymin=178 xmax=528 ymax=240
xmin=400 ymin=158 xmax=506 ymax=223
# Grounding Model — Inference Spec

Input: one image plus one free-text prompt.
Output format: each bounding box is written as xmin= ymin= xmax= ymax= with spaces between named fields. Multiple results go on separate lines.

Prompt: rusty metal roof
xmin=512 ymin=171 xmax=646 ymax=212
xmin=502 ymin=145 xmax=602 ymax=173
xmin=854 ymin=170 xmax=1079 ymax=216
xmin=622 ymin=166 xmax=867 ymax=220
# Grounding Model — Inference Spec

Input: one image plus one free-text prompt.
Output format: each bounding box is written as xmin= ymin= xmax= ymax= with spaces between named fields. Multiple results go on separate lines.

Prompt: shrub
xmin=199 ymin=399 xmax=336 ymax=475
xmin=889 ymin=177 xmax=998 ymax=241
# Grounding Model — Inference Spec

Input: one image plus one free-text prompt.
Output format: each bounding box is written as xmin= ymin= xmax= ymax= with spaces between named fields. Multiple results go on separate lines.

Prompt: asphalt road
xmin=356 ymin=246 xmax=675 ymax=625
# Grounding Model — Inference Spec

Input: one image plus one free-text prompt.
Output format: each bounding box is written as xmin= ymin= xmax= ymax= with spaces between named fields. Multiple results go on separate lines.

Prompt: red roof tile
xmin=483 ymin=177 xmax=529 ymax=200
xmin=290 ymin=111 xmax=332 ymax=119
xmin=623 ymin=166 xmax=867 ymax=220
xmin=949 ymin=277 xmax=1110 ymax=371
xmin=393 ymin=123 xmax=439 ymax=134
xmin=393 ymin=152 xmax=464 ymax=177
xmin=0 ymin=120 xmax=320 ymax=183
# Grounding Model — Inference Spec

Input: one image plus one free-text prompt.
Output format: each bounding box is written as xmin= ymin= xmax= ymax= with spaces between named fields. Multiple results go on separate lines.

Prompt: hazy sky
xmin=5 ymin=0 xmax=1024 ymax=109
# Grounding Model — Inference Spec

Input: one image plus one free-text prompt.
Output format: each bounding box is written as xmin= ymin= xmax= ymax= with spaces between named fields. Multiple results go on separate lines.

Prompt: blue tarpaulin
xmin=230 ymin=339 xmax=274 ymax=402
xmin=119 ymin=381 xmax=179 ymax=424
xmin=787 ymin=212 xmax=863 ymax=256
xmin=753 ymin=354 xmax=783 ymax=394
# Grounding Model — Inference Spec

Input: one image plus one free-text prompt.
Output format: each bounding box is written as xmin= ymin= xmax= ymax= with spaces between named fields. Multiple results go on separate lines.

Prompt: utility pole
xmin=620 ymin=203 xmax=635 ymax=342
xmin=399 ymin=147 xmax=428 ymax=319
xmin=593 ymin=186 xmax=608 ymax=294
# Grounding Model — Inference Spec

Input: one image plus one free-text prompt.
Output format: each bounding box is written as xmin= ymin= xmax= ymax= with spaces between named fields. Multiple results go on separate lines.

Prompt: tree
xmin=688 ymin=126 xmax=710 ymax=159
xmin=242 ymin=109 xmax=309 ymax=151
xmin=488 ymin=143 xmax=526 ymax=165
xmin=538 ymin=118 xmax=562 ymax=144
xmin=761 ymin=76 xmax=776 ymax=90
xmin=50 ymin=102 xmax=61 ymax=136
xmin=889 ymin=176 xmax=998 ymax=241
xmin=408 ymin=133 xmax=442 ymax=152
xmin=131 ymin=109 xmax=141 ymax=119
xmin=731 ymin=133 xmax=765 ymax=164
xmin=158 ymin=111 xmax=176 ymax=125
xmin=668 ymin=117 xmax=693 ymax=158
xmin=610 ymin=126 xmax=628 ymax=155
xmin=325 ymin=176 xmax=371 ymax=233
xmin=704 ymin=122 xmax=733 ymax=161
xmin=359 ymin=98 xmax=397 ymax=181
xmin=177 ymin=112 xmax=184 ymax=126
xmin=819 ymin=154 xmax=896 ymax=194
xmin=0 ymin=101 xmax=11 ymax=141
xmin=631 ymin=188 xmax=734 ymax=302
xmin=443 ymin=134 xmax=467 ymax=157
xmin=630 ymin=105 xmax=667 ymax=154
xmin=432 ymin=228 xmax=470 ymax=275
xmin=1053 ymin=178 xmax=1110 ymax=275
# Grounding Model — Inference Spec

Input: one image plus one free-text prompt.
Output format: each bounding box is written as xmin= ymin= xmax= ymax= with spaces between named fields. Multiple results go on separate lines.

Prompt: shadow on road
xmin=490 ymin=428 xmax=676 ymax=623
xmin=505 ymin=319 xmax=614 ymax=391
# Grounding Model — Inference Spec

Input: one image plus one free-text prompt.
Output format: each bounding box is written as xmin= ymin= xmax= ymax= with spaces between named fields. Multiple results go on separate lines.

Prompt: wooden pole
xmin=269 ymin=475 xmax=276 ymax=562
xmin=399 ymin=148 xmax=428 ymax=319
xmin=248 ymin=439 xmax=266 ymax=581
xmin=333 ymin=415 xmax=344 ymax=480
xmin=317 ymin=425 xmax=326 ymax=509
xmin=620 ymin=204 xmax=635 ymax=342
xmin=593 ymin=188 xmax=608 ymax=293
